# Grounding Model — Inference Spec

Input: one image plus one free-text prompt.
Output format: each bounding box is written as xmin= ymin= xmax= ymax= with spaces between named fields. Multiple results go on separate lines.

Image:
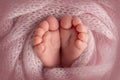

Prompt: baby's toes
xmin=76 ymin=24 xmax=88 ymax=42
xmin=73 ymin=17 xmax=88 ymax=50
xmin=33 ymin=21 xmax=49 ymax=45
xmin=76 ymin=25 xmax=88 ymax=49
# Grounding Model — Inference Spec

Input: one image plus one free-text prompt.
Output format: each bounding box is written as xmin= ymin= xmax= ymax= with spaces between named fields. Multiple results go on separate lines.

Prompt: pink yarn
xmin=0 ymin=0 xmax=119 ymax=80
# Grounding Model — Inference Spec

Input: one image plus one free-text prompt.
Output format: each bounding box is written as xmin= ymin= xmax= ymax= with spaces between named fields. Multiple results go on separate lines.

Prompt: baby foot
xmin=60 ymin=15 xmax=88 ymax=67
xmin=32 ymin=16 xmax=60 ymax=68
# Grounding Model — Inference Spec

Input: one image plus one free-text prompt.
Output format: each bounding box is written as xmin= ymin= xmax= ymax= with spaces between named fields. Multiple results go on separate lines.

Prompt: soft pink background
xmin=0 ymin=0 xmax=119 ymax=80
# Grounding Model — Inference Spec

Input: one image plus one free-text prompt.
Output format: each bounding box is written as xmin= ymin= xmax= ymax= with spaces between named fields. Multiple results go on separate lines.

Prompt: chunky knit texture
xmin=0 ymin=0 xmax=119 ymax=80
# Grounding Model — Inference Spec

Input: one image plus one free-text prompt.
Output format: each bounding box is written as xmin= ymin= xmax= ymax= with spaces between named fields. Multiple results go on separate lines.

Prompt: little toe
xmin=47 ymin=16 xmax=59 ymax=31
xmin=75 ymin=40 xmax=87 ymax=50
xmin=32 ymin=36 xmax=42 ymax=46
xmin=61 ymin=15 xmax=72 ymax=29
xmin=78 ymin=33 xmax=88 ymax=42
xmin=34 ymin=43 xmax=45 ymax=55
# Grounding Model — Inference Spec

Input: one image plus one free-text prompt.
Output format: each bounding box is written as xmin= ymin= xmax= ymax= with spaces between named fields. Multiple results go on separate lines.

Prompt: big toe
xmin=61 ymin=15 xmax=72 ymax=29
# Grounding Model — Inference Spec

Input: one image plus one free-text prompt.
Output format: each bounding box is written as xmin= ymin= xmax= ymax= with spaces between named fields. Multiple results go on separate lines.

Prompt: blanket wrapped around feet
xmin=0 ymin=0 xmax=119 ymax=80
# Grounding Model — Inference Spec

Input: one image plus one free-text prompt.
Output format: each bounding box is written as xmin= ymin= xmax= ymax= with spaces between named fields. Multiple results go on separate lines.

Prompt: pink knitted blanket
xmin=0 ymin=0 xmax=119 ymax=80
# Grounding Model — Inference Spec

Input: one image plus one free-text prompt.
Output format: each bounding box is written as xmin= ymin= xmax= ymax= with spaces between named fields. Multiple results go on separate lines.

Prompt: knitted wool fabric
xmin=0 ymin=0 xmax=119 ymax=80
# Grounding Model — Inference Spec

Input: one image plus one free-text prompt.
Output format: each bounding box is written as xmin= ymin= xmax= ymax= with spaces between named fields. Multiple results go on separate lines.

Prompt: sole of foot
xmin=32 ymin=16 xmax=60 ymax=68
xmin=60 ymin=15 xmax=88 ymax=67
